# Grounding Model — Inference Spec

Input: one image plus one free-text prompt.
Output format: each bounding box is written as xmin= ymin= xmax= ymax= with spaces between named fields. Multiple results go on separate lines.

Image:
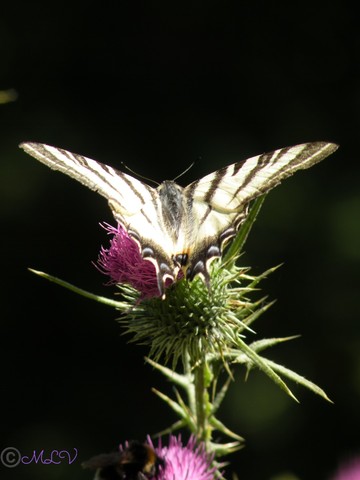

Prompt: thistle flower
xmin=150 ymin=435 xmax=217 ymax=480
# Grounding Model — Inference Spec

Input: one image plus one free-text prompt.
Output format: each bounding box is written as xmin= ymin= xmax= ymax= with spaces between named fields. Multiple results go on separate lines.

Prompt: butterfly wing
xmin=20 ymin=142 xmax=176 ymax=294
xmin=184 ymin=142 xmax=338 ymax=280
xmin=20 ymin=142 xmax=157 ymax=216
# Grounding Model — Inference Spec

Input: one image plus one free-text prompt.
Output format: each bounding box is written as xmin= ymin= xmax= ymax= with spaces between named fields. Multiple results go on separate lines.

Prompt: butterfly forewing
xmin=21 ymin=142 xmax=155 ymax=217
xmin=187 ymin=142 xmax=337 ymax=212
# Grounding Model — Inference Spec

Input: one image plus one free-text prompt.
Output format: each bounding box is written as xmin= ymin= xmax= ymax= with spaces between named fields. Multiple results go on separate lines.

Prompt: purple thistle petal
xmin=148 ymin=435 xmax=216 ymax=480
xmin=96 ymin=223 xmax=161 ymax=298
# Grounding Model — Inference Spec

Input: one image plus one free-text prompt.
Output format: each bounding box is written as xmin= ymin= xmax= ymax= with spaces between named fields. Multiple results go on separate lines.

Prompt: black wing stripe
xmin=230 ymin=145 xmax=299 ymax=200
xmin=199 ymin=204 xmax=212 ymax=225
xmin=231 ymin=150 xmax=276 ymax=199
xmin=204 ymin=169 xmax=226 ymax=204
xmin=71 ymin=151 xmax=150 ymax=204
xmin=68 ymin=151 xmax=127 ymax=194
xmin=65 ymin=149 xmax=152 ymax=208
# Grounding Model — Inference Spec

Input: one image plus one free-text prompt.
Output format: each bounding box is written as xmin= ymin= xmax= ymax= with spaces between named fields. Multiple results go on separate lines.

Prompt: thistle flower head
xmin=122 ymin=259 xmax=267 ymax=367
xmin=97 ymin=223 xmax=164 ymax=299
xmin=149 ymin=435 xmax=216 ymax=480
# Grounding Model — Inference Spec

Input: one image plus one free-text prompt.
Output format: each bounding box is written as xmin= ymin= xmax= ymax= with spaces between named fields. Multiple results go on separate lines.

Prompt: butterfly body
xmin=20 ymin=141 xmax=338 ymax=297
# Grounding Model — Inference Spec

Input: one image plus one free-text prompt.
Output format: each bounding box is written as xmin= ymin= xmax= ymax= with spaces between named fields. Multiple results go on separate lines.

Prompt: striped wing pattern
xmin=20 ymin=143 xmax=155 ymax=216
xmin=20 ymin=141 xmax=338 ymax=296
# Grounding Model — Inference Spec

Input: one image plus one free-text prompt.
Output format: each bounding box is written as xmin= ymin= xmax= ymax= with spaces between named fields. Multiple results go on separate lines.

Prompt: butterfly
xmin=20 ymin=141 xmax=338 ymax=297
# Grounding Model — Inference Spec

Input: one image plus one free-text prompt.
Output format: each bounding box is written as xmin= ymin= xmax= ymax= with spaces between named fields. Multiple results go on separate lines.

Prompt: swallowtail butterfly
xmin=20 ymin=141 xmax=338 ymax=297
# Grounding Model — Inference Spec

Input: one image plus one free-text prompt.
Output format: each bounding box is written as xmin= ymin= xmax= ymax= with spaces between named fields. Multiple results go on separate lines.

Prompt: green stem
xmin=194 ymin=361 xmax=206 ymax=440
xmin=183 ymin=353 xmax=196 ymax=415
xmin=194 ymin=359 xmax=212 ymax=450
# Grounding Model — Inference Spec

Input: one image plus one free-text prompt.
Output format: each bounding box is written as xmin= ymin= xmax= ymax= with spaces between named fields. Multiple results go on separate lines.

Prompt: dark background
xmin=1 ymin=3 xmax=359 ymax=480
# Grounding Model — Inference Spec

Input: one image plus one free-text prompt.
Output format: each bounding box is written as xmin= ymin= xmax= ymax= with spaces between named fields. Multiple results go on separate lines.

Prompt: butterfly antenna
xmin=173 ymin=160 xmax=196 ymax=182
xmin=121 ymin=162 xmax=159 ymax=186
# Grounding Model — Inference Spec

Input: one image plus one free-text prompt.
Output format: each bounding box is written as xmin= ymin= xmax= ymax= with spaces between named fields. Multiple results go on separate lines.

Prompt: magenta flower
xmin=330 ymin=457 xmax=360 ymax=480
xmin=149 ymin=435 xmax=217 ymax=480
xmin=97 ymin=223 xmax=163 ymax=298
